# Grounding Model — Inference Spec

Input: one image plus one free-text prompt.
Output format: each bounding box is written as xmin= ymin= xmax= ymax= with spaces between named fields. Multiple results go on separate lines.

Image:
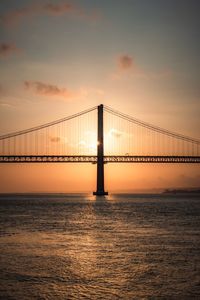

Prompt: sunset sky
xmin=0 ymin=0 xmax=199 ymax=192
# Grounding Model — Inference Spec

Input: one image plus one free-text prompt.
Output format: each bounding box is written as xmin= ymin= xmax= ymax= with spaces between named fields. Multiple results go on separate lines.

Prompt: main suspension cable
xmin=0 ymin=106 xmax=97 ymax=140
xmin=104 ymin=105 xmax=200 ymax=145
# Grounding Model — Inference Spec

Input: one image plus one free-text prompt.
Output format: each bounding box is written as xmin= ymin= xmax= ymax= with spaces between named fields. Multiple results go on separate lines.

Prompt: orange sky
xmin=0 ymin=163 xmax=199 ymax=193
xmin=0 ymin=0 xmax=199 ymax=193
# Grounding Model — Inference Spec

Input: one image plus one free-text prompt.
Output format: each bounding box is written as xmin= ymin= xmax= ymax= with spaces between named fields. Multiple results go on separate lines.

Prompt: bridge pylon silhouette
xmin=93 ymin=104 xmax=108 ymax=196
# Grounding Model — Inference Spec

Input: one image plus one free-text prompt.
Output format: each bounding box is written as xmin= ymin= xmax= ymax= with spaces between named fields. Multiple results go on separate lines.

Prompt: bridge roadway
xmin=0 ymin=155 xmax=200 ymax=163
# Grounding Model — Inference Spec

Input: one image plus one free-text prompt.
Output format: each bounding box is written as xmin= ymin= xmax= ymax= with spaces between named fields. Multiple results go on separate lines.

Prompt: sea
xmin=0 ymin=193 xmax=199 ymax=300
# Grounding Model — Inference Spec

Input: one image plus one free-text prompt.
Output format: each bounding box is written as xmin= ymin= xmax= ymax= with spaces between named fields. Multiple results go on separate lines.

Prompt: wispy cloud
xmin=111 ymin=53 xmax=172 ymax=80
xmin=0 ymin=102 xmax=14 ymax=108
xmin=24 ymin=80 xmax=105 ymax=101
xmin=50 ymin=136 xmax=61 ymax=143
xmin=111 ymin=54 xmax=136 ymax=79
xmin=118 ymin=55 xmax=133 ymax=71
xmin=1 ymin=2 xmax=100 ymax=27
xmin=0 ymin=43 xmax=20 ymax=58
xmin=109 ymin=129 xmax=123 ymax=138
xmin=41 ymin=3 xmax=74 ymax=15
xmin=24 ymin=81 xmax=75 ymax=100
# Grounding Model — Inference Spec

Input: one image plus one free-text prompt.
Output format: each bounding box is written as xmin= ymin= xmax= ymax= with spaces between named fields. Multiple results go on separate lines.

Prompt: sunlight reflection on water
xmin=0 ymin=194 xmax=200 ymax=299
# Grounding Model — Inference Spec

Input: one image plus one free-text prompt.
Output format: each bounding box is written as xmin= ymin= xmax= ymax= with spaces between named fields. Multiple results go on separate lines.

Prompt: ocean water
xmin=0 ymin=193 xmax=199 ymax=300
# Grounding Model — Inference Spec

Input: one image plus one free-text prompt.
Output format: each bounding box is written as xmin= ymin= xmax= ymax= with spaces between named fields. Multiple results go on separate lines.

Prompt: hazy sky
xmin=0 ymin=0 xmax=199 ymax=192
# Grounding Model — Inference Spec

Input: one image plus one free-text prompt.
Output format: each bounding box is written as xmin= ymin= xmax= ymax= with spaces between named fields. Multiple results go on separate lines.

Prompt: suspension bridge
xmin=0 ymin=104 xmax=200 ymax=195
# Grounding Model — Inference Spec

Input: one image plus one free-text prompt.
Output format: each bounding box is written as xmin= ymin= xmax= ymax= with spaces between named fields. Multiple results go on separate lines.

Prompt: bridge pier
xmin=93 ymin=104 xmax=108 ymax=196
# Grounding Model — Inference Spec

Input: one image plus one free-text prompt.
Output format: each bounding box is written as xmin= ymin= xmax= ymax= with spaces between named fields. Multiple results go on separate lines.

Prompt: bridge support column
xmin=93 ymin=104 xmax=108 ymax=196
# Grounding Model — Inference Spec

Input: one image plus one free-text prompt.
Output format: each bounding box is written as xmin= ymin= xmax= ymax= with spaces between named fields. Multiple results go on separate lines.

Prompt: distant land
xmin=162 ymin=188 xmax=200 ymax=194
xmin=110 ymin=187 xmax=200 ymax=194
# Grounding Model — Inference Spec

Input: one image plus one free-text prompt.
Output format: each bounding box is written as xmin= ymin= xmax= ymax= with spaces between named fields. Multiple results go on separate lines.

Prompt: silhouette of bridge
xmin=0 ymin=104 xmax=200 ymax=195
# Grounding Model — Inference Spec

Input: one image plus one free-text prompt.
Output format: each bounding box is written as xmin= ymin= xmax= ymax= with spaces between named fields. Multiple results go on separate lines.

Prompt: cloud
xmin=24 ymin=81 xmax=75 ymax=100
xmin=24 ymin=81 xmax=105 ymax=102
xmin=111 ymin=54 xmax=136 ymax=79
xmin=0 ymin=102 xmax=14 ymax=108
xmin=109 ymin=129 xmax=123 ymax=138
xmin=78 ymin=140 xmax=86 ymax=147
xmin=1 ymin=2 xmax=100 ymax=27
xmin=118 ymin=55 xmax=133 ymax=71
xmin=79 ymin=87 xmax=104 ymax=97
xmin=111 ymin=53 xmax=172 ymax=80
xmin=42 ymin=3 xmax=73 ymax=15
xmin=50 ymin=136 xmax=61 ymax=143
xmin=0 ymin=43 xmax=20 ymax=58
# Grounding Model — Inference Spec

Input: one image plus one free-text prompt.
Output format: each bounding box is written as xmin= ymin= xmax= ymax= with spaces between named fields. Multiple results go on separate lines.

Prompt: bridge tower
xmin=93 ymin=104 xmax=108 ymax=196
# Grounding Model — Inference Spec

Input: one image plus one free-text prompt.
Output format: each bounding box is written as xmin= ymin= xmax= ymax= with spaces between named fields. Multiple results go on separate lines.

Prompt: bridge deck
xmin=0 ymin=155 xmax=200 ymax=163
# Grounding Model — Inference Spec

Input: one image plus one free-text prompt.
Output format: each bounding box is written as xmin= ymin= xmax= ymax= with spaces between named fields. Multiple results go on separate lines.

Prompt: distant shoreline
xmin=163 ymin=188 xmax=200 ymax=194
